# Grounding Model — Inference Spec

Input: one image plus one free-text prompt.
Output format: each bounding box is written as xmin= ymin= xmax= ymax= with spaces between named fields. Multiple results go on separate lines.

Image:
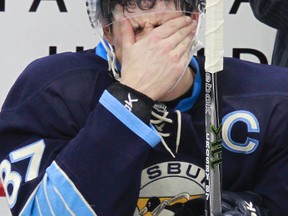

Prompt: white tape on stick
xmin=205 ymin=0 xmax=224 ymax=73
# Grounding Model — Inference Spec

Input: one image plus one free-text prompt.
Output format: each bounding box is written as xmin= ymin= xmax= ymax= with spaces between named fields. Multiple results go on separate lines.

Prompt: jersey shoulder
xmin=196 ymin=56 xmax=288 ymax=97
xmin=2 ymin=49 xmax=112 ymax=112
xmin=223 ymin=57 xmax=288 ymax=96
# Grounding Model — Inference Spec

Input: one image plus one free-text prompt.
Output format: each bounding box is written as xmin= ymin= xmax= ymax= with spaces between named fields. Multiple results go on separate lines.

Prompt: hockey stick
xmin=204 ymin=0 xmax=224 ymax=215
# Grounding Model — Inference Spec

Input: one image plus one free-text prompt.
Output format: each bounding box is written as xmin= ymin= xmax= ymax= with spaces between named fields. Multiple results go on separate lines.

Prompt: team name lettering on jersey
xmin=146 ymin=162 xmax=205 ymax=183
xmin=135 ymin=161 xmax=205 ymax=215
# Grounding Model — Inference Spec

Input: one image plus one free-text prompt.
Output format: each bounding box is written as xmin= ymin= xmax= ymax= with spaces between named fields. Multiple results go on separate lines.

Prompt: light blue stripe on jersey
xmin=20 ymin=182 xmax=53 ymax=216
xmin=42 ymin=174 xmax=71 ymax=215
xmin=99 ymin=90 xmax=161 ymax=148
xmin=34 ymin=196 xmax=43 ymax=216
xmin=174 ymin=57 xmax=202 ymax=112
xmin=20 ymin=162 xmax=96 ymax=216
xmin=32 ymin=176 xmax=54 ymax=216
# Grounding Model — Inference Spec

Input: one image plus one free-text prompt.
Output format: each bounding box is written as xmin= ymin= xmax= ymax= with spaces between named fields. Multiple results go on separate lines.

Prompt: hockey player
xmin=0 ymin=0 xmax=288 ymax=215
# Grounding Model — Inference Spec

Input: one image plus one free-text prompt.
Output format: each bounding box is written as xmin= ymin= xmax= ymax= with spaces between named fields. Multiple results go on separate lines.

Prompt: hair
xmin=106 ymin=0 xmax=179 ymax=12
xmin=100 ymin=0 xmax=200 ymax=25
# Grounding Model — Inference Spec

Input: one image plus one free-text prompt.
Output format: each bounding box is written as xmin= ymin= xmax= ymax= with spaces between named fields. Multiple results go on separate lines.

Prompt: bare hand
xmin=119 ymin=15 xmax=197 ymax=101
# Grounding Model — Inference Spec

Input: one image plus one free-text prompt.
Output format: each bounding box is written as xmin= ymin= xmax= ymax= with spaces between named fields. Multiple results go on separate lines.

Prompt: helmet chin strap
xmin=96 ymin=30 xmax=121 ymax=81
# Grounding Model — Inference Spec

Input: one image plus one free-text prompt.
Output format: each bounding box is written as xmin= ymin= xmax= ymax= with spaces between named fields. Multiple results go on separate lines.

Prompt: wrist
xmin=107 ymin=82 xmax=154 ymax=124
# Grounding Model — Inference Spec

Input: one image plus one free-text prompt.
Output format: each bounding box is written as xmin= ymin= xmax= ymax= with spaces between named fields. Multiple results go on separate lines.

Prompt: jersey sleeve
xmin=0 ymin=55 xmax=161 ymax=216
xmin=253 ymin=98 xmax=288 ymax=215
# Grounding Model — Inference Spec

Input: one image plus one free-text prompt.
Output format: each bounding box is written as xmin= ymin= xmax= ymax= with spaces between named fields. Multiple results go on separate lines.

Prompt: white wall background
xmin=0 ymin=0 xmax=276 ymax=215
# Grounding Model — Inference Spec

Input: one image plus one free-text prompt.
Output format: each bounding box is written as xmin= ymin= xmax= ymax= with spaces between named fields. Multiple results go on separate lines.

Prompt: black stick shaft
xmin=205 ymin=71 xmax=222 ymax=216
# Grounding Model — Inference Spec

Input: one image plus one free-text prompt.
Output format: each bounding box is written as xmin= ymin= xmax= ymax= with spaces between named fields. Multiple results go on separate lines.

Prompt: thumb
xmin=120 ymin=18 xmax=135 ymax=51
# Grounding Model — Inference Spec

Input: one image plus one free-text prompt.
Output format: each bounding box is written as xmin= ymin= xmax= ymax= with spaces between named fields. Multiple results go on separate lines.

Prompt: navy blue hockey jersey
xmin=0 ymin=49 xmax=288 ymax=216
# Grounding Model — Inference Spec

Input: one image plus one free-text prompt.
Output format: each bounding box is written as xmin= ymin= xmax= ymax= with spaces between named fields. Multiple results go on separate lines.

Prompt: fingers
xmin=149 ymin=15 xmax=197 ymax=57
xmin=120 ymin=18 xmax=136 ymax=51
xmin=173 ymin=20 xmax=197 ymax=47
xmin=157 ymin=19 xmax=197 ymax=74
xmin=153 ymin=15 xmax=194 ymax=40
xmin=169 ymin=24 xmax=197 ymax=62
xmin=168 ymin=21 xmax=197 ymax=52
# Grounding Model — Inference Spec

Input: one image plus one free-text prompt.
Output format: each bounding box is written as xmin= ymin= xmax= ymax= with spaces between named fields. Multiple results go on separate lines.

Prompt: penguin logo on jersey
xmin=134 ymin=161 xmax=205 ymax=216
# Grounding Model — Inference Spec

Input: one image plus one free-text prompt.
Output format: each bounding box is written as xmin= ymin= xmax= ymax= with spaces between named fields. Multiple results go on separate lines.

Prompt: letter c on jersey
xmin=222 ymin=110 xmax=260 ymax=154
